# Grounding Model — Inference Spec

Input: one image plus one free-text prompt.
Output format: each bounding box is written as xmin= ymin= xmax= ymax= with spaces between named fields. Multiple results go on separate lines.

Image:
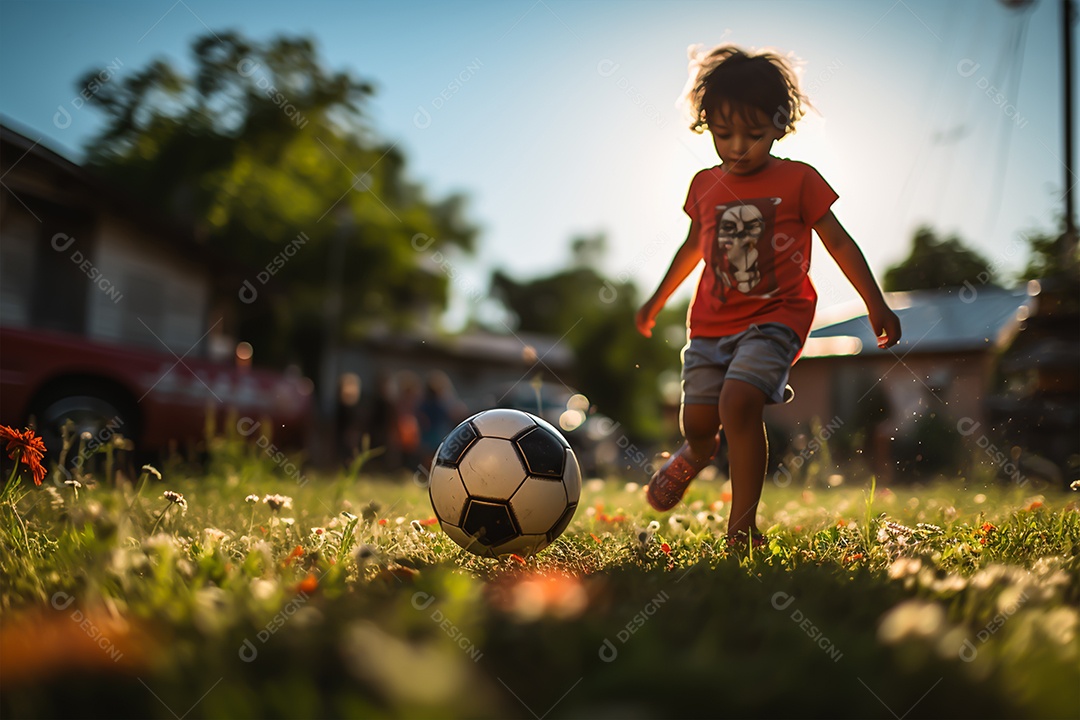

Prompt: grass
xmin=0 ymin=439 xmax=1078 ymax=719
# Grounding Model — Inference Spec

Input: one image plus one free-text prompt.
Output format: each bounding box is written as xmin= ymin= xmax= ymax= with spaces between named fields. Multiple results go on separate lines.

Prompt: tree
xmin=77 ymin=31 xmax=476 ymax=370
xmin=489 ymin=235 xmax=687 ymax=440
xmin=884 ymin=226 xmax=998 ymax=292
xmin=1015 ymin=223 xmax=1079 ymax=282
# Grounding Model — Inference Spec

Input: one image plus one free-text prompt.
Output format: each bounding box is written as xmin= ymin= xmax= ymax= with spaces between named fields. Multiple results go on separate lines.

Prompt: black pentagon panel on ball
xmin=514 ymin=426 xmax=566 ymax=478
xmin=531 ymin=415 xmax=571 ymax=449
xmin=461 ymin=499 xmax=520 ymax=547
xmin=435 ymin=420 xmax=479 ymax=467
xmin=547 ymin=503 xmax=577 ymax=543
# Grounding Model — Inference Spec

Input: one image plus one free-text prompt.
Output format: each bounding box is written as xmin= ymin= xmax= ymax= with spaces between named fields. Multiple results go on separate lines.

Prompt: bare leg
xmin=680 ymin=403 xmax=721 ymax=462
xmin=718 ymin=379 xmax=767 ymax=538
xmin=646 ymin=403 xmax=723 ymax=512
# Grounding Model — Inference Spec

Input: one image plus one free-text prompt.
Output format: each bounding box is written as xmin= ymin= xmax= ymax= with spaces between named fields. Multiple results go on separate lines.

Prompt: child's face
xmin=707 ymin=104 xmax=784 ymax=176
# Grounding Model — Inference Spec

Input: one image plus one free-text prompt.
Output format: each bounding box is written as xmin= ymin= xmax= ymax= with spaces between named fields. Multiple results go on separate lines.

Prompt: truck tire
xmin=29 ymin=387 xmax=138 ymax=463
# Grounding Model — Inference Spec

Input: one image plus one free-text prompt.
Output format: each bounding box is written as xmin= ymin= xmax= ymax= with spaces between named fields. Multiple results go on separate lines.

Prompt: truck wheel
xmin=30 ymin=391 xmax=136 ymax=464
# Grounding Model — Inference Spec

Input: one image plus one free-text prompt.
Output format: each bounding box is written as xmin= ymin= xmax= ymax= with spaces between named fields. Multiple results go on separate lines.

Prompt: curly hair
xmin=686 ymin=45 xmax=807 ymax=136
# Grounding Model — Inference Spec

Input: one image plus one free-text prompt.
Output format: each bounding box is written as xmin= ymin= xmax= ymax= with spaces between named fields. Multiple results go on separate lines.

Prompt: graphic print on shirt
xmin=711 ymin=197 xmax=781 ymax=303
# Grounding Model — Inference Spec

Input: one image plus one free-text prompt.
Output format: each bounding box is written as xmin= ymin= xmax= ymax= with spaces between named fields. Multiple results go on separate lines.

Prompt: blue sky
xmin=1 ymin=0 xmax=1074 ymax=328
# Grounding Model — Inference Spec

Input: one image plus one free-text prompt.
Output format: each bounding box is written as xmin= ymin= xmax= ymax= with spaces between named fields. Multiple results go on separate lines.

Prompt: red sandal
xmin=646 ymin=441 xmax=715 ymax=512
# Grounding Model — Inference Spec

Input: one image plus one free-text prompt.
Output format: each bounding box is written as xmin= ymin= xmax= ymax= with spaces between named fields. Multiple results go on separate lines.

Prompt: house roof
xmin=357 ymin=328 xmax=574 ymax=369
xmin=804 ymin=286 xmax=1031 ymax=357
xmin=0 ymin=119 xmax=246 ymax=282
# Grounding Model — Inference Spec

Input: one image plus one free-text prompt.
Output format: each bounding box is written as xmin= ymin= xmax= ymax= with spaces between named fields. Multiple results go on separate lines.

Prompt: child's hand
xmin=868 ymin=304 xmax=902 ymax=349
xmin=636 ymin=299 xmax=661 ymax=337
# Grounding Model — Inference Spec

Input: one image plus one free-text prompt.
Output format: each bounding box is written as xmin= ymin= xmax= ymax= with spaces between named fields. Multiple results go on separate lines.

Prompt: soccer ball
xmin=429 ymin=408 xmax=581 ymax=558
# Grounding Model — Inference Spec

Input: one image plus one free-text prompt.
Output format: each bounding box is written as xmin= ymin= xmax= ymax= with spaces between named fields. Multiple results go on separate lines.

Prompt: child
xmin=636 ymin=45 xmax=901 ymax=546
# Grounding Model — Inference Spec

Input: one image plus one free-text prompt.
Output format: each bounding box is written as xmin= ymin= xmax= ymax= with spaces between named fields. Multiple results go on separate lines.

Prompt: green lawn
xmin=1 ymin=445 xmax=1078 ymax=719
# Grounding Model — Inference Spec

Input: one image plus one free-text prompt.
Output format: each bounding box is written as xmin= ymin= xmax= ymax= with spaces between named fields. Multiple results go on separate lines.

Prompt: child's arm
xmin=636 ymin=220 xmax=703 ymax=337
xmin=814 ymin=211 xmax=902 ymax=349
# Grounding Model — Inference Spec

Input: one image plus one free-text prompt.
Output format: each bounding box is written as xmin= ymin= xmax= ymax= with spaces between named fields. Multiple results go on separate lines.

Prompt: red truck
xmin=0 ymin=124 xmax=313 ymax=460
xmin=0 ymin=325 xmax=313 ymax=456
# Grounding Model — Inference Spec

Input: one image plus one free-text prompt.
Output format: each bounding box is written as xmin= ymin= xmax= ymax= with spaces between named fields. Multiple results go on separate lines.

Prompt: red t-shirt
xmin=683 ymin=158 xmax=838 ymax=343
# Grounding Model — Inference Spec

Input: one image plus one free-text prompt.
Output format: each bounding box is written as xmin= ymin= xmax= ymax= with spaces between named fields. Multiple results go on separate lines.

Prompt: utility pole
xmin=1062 ymin=0 xmax=1077 ymax=265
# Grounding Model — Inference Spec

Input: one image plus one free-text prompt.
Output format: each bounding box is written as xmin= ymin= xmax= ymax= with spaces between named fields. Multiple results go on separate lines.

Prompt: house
xmin=330 ymin=328 xmax=579 ymax=469
xmin=765 ymin=286 xmax=1030 ymax=478
xmin=0 ymin=121 xmax=311 ymax=453
xmin=0 ymin=121 xmax=242 ymax=357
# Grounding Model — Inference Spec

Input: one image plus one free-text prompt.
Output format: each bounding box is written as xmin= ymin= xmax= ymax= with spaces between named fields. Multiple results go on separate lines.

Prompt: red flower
xmin=0 ymin=425 xmax=47 ymax=486
xmin=510 ymin=553 xmax=526 ymax=565
xmin=590 ymin=533 xmax=602 ymax=544
xmin=378 ymin=518 xmax=388 ymax=526
xmin=297 ymin=573 xmax=318 ymax=594
xmin=418 ymin=517 xmax=439 ymax=526
xmin=660 ymin=542 xmax=671 ymax=555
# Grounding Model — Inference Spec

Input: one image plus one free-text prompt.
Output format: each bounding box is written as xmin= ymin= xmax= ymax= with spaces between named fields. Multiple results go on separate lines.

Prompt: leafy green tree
xmin=77 ymin=31 xmax=476 ymax=370
xmin=490 ymin=235 xmax=687 ymax=440
xmin=1016 ymin=225 xmax=1079 ymax=282
xmin=884 ymin=226 xmax=998 ymax=291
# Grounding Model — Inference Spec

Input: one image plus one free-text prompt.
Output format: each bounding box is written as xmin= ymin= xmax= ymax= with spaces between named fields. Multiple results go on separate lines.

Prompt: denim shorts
xmin=681 ymin=322 xmax=803 ymax=406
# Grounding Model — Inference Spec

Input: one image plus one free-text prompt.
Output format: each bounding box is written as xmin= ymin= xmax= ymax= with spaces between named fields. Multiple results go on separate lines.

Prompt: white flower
xmin=250 ymin=578 xmax=278 ymax=602
xmin=144 ymin=533 xmax=179 ymax=551
xmin=695 ymin=511 xmax=721 ymax=525
xmin=141 ymin=464 xmax=162 ymax=480
xmin=262 ymin=494 xmax=293 ymax=512
xmin=163 ymin=490 xmax=188 ymax=513
xmin=44 ymin=485 xmax=64 ymax=509
xmin=203 ymin=527 xmax=227 ymax=544
xmin=245 ymin=494 xmax=260 ymax=504
xmin=668 ymin=515 xmax=690 ymax=532
xmin=878 ymin=600 xmax=945 ymax=644
xmin=887 ymin=557 xmax=922 ymax=580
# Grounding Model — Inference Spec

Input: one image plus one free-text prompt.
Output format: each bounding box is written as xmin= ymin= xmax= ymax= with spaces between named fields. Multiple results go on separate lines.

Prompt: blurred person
xmin=394 ymin=370 xmax=423 ymax=472
xmin=636 ymin=45 xmax=901 ymax=547
xmin=335 ymin=372 xmax=363 ymax=465
xmin=417 ymin=370 xmax=468 ymax=467
xmin=361 ymin=373 xmax=399 ymax=470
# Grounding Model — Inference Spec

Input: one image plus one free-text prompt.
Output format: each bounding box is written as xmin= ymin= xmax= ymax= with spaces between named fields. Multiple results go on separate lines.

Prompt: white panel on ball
xmin=470 ymin=408 xmax=536 ymax=439
xmin=428 ymin=464 xmax=469 ymax=526
xmin=562 ymin=449 xmax=582 ymax=503
xmin=511 ymin=478 xmax=569 ymax=535
xmin=440 ymin=522 xmax=486 ymax=556
xmin=458 ymin=437 xmax=528 ymax=499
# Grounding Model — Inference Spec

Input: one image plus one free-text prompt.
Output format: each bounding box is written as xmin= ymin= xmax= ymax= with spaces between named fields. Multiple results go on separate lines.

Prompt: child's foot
xmin=725 ymin=530 xmax=767 ymax=550
xmin=646 ymin=441 xmax=714 ymax=511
